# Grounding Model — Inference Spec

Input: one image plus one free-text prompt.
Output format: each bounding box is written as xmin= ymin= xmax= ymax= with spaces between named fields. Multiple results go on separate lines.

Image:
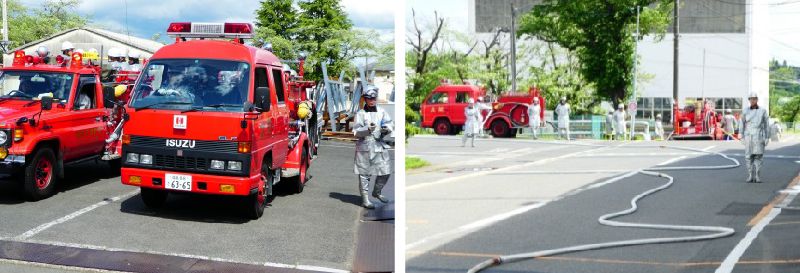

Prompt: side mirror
xmin=41 ymin=96 xmax=53 ymax=111
xmin=256 ymin=87 xmax=271 ymax=112
xmin=102 ymin=85 xmax=116 ymax=108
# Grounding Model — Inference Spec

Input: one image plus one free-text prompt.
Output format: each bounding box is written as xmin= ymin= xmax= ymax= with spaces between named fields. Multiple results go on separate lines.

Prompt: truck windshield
xmin=129 ymin=59 xmax=251 ymax=111
xmin=0 ymin=71 xmax=74 ymax=101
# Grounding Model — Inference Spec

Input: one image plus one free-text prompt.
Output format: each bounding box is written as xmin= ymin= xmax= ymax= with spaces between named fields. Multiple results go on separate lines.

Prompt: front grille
xmin=130 ymin=136 xmax=237 ymax=153
xmin=154 ymin=155 xmax=208 ymax=170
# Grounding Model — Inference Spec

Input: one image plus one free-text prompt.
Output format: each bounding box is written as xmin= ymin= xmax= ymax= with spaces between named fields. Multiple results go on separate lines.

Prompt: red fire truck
xmin=120 ymin=22 xmax=315 ymax=219
xmin=0 ymin=50 xmax=121 ymax=200
xmin=672 ymin=99 xmax=724 ymax=140
xmin=420 ymin=84 xmax=544 ymax=137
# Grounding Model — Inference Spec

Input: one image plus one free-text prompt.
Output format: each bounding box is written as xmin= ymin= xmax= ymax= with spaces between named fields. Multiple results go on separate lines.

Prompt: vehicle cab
xmin=0 ymin=50 xmax=115 ymax=200
xmin=120 ymin=22 xmax=308 ymax=219
xmin=420 ymin=84 xmax=486 ymax=135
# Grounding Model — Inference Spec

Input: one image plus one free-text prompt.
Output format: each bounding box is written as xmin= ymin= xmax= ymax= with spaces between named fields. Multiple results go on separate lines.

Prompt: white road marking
xmin=714 ymin=209 xmax=781 ymax=273
xmin=656 ymin=156 xmax=687 ymax=166
xmin=406 ymin=146 xmax=607 ymax=191
xmin=715 ymin=177 xmax=800 ymax=273
xmin=0 ymin=258 xmax=123 ymax=273
xmin=14 ymin=190 xmax=140 ymax=240
xmin=498 ymin=170 xmax=631 ymax=175
xmin=406 ymin=201 xmax=551 ymax=251
xmin=13 ymin=239 xmax=349 ymax=273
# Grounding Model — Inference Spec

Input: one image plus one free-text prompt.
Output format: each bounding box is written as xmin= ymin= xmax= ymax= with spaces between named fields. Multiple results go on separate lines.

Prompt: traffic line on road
xmin=406 ymin=145 xmax=608 ymax=191
xmin=0 ymin=258 xmax=122 ymax=273
xmin=14 ymin=190 xmax=140 ymax=240
xmin=418 ymin=250 xmax=800 ymax=268
xmin=715 ymin=171 xmax=800 ymax=273
xmin=3 ymin=239 xmax=348 ymax=273
xmin=405 ymin=201 xmax=551 ymax=252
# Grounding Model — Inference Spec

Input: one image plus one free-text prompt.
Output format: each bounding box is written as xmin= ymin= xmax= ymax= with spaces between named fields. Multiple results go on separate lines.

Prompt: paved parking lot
xmin=0 ymin=140 xmax=394 ymax=272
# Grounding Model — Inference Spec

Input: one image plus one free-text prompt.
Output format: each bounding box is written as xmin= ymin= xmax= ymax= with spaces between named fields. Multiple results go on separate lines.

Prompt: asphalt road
xmin=0 ymin=140 xmax=394 ymax=273
xmin=406 ymin=135 xmax=800 ymax=273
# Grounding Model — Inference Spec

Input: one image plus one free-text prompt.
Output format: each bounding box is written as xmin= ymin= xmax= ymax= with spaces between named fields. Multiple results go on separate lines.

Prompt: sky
xmin=18 ymin=0 xmax=395 ymax=43
xmin=408 ymin=0 xmax=800 ymax=66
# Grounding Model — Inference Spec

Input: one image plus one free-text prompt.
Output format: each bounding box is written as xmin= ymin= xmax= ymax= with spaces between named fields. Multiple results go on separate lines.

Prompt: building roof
xmin=12 ymin=27 xmax=164 ymax=54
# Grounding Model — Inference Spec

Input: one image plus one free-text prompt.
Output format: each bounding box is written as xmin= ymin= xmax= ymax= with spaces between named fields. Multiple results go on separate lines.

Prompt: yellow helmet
xmin=114 ymin=85 xmax=127 ymax=97
xmin=297 ymin=101 xmax=312 ymax=119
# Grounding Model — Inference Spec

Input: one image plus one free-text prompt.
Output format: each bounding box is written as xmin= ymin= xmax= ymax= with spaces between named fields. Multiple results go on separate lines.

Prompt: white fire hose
xmin=467 ymin=144 xmax=740 ymax=273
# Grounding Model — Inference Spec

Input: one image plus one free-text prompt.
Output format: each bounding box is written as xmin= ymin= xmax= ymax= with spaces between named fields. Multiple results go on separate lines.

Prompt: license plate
xmin=164 ymin=173 xmax=192 ymax=191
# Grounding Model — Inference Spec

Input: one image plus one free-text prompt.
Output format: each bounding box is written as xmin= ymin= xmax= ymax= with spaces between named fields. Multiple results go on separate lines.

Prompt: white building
xmin=3 ymin=27 xmax=164 ymax=67
xmin=469 ymin=0 xmax=770 ymax=119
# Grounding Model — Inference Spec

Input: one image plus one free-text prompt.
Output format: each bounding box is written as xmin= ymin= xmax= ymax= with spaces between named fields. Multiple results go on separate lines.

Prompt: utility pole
xmin=510 ymin=3 xmax=517 ymax=93
xmin=630 ymin=6 xmax=640 ymax=140
xmin=672 ymin=0 xmax=680 ymax=120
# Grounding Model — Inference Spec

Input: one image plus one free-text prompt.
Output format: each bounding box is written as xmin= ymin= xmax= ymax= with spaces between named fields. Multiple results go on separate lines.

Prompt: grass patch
xmin=406 ymin=156 xmax=430 ymax=170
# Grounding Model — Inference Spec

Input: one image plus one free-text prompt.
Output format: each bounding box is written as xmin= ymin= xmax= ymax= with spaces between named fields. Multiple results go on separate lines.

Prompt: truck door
xmin=64 ymin=75 xmax=106 ymax=159
xmin=453 ymin=91 xmax=471 ymax=125
xmin=423 ymin=91 xmax=448 ymax=126
xmin=268 ymin=67 xmax=289 ymax=167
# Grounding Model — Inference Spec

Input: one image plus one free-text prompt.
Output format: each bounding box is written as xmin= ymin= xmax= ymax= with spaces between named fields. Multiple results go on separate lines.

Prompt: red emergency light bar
xmin=166 ymin=22 xmax=254 ymax=39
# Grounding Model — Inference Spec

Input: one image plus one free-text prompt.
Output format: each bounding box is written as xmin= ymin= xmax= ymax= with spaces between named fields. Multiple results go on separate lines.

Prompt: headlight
xmin=139 ymin=154 xmax=153 ymax=165
xmin=227 ymin=161 xmax=242 ymax=171
xmin=126 ymin=153 xmax=139 ymax=163
xmin=0 ymin=131 xmax=7 ymax=146
xmin=210 ymin=160 xmax=225 ymax=170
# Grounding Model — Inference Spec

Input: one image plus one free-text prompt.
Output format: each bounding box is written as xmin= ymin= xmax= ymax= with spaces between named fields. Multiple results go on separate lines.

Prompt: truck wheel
xmin=140 ymin=187 xmax=167 ymax=208
xmin=246 ymin=158 xmax=272 ymax=219
xmin=433 ymin=119 xmax=452 ymax=135
xmin=23 ymin=147 xmax=58 ymax=201
xmin=491 ymin=120 xmax=511 ymax=138
xmin=289 ymin=146 xmax=308 ymax=194
xmin=108 ymin=159 xmax=122 ymax=176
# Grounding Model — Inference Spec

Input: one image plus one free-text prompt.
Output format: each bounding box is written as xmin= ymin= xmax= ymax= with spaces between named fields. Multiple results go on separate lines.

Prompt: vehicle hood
xmin=0 ymin=100 xmax=44 ymax=128
xmin=125 ymin=108 xmax=253 ymax=142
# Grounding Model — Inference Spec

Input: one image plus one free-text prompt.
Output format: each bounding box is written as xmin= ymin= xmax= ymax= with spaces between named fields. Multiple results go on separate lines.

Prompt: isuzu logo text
xmin=166 ymin=139 xmax=196 ymax=148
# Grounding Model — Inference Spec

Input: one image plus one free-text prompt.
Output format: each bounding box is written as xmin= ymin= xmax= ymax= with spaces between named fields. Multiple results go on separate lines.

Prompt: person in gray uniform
xmin=741 ymin=92 xmax=769 ymax=183
xmin=353 ymin=86 xmax=393 ymax=208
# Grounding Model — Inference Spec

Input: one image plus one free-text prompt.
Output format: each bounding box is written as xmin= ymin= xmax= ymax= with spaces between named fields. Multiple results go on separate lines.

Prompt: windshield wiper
xmin=134 ymin=101 xmax=193 ymax=110
xmin=181 ymin=103 xmax=241 ymax=113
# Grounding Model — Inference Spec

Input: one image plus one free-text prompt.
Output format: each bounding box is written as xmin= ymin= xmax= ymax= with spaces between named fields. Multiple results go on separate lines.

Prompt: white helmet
xmin=108 ymin=47 xmax=124 ymax=58
xmin=533 ymin=97 xmax=539 ymax=102
xmin=128 ymin=51 xmax=140 ymax=59
xmin=61 ymin=41 xmax=74 ymax=51
xmin=725 ymin=108 xmax=732 ymax=113
xmin=36 ymin=46 xmax=50 ymax=57
xmin=469 ymin=98 xmax=475 ymax=104
xmin=747 ymin=92 xmax=759 ymax=99
xmin=618 ymin=103 xmax=624 ymax=109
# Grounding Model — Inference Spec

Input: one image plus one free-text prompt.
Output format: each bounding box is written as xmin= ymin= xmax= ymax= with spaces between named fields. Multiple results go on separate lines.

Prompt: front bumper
xmin=121 ymin=167 xmax=260 ymax=196
xmin=0 ymin=155 xmax=25 ymax=175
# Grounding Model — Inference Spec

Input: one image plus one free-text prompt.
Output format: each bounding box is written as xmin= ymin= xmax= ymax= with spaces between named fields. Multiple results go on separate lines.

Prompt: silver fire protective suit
xmin=741 ymin=105 xmax=769 ymax=183
xmin=555 ymin=102 xmax=571 ymax=140
xmin=527 ymin=102 xmax=541 ymax=139
xmin=613 ymin=107 xmax=627 ymax=140
xmin=353 ymin=103 xmax=393 ymax=208
xmin=462 ymin=103 xmax=482 ymax=147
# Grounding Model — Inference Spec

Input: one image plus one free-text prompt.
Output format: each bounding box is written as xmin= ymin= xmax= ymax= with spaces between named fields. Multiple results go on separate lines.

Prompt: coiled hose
xmin=467 ymin=144 xmax=740 ymax=273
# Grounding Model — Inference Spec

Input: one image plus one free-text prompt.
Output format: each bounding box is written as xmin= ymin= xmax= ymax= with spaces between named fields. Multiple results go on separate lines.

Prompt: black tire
xmin=108 ymin=158 xmax=122 ymax=175
xmin=140 ymin=187 xmax=168 ymax=208
xmin=491 ymin=119 xmax=511 ymax=138
xmin=23 ymin=147 xmax=58 ymax=201
xmin=433 ymin=119 xmax=452 ymax=135
xmin=288 ymin=146 xmax=308 ymax=194
xmin=246 ymin=158 xmax=272 ymax=219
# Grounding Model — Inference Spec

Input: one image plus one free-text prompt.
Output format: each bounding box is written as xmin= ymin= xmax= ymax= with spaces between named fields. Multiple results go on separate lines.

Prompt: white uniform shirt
xmin=555 ymin=103 xmax=570 ymax=129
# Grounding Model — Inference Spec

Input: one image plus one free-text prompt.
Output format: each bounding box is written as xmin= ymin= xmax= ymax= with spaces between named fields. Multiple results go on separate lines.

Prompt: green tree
xmin=253 ymin=0 xmax=298 ymax=60
xmin=4 ymin=0 xmax=89 ymax=49
xmin=517 ymin=0 xmax=672 ymax=107
xmin=296 ymin=0 xmax=353 ymax=81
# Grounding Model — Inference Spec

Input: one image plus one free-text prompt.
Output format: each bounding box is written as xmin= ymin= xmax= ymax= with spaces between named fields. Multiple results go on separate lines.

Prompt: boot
xmin=372 ymin=175 xmax=390 ymax=203
xmin=754 ymin=155 xmax=763 ymax=183
xmin=746 ymin=156 xmax=753 ymax=183
xmin=358 ymin=175 xmax=374 ymax=209
xmin=461 ymin=134 xmax=467 ymax=147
